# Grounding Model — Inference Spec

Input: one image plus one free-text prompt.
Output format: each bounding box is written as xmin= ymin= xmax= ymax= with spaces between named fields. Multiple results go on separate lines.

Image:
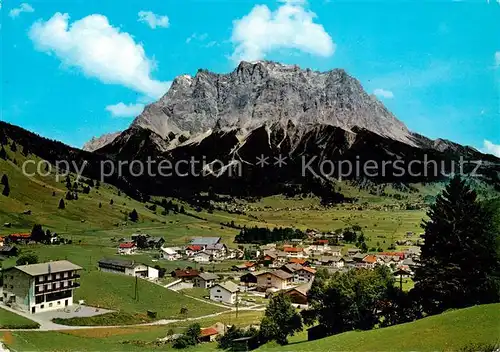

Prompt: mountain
xmin=130 ymin=60 xmax=415 ymax=146
xmin=83 ymin=132 xmax=121 ymax=152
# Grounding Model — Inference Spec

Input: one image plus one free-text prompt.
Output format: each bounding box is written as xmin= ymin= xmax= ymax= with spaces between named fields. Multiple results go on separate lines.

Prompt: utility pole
xmin=134 ymin=276 xmax=139 ymax=301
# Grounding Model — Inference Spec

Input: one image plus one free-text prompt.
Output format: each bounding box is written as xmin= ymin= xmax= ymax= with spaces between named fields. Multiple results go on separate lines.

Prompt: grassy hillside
xmin=2 ymin=310 xmax=263 ymax=352
xmin=259 ymin=303 xmax=500 ymax=351
xmin=0 ymin=307 xmax=40 ymax=329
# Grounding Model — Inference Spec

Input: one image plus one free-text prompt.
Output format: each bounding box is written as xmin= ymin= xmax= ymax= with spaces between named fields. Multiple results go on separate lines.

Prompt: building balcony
xmin=34 ymin=282 xmax=80 ymax=295
xmin=35 ymin=273 xmax=80 ymax=285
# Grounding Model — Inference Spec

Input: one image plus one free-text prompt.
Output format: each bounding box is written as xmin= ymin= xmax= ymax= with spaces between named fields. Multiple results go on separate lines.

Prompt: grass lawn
xmin=0 ymin=307 xmax=40 ymax=329
xmin=3 ymin=310 xmax=263 ymax=352
xmin=179 ymin=288 xmax=209 ymax=300
xmin=259 ymin=303 xmax=500 ymax=351
xmin=53 ymin=270 xmax=228 ymax=326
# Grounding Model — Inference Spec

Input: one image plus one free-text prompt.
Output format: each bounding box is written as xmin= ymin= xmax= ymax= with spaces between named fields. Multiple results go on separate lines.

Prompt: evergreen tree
xmin=65 ymin=191 xmax=73 ymax=200
xmin=0 ymin=146 xmax=6 ymax=160
xmin=259 ymin=293 xmax=303 ymax=345
xmin=1 ymin=174 xmax=8 ymax=186
xmin=2 ymin=183 xmax=10 ymax=197
xmin=129 ymin=209 xmax=139 ymax=222
xmin=110 ymin=199 xmax=114 ymax=205
xmin=10 ymin=142 xmax=17 ymax=152
xmin=99 ymin=202 xmax=102 ymax=208
xmin=58 ymin=198 xmax=66 ymax=209
xmin=413 ymin=176 xmax=500 ymax=315
xmin=31 ymin=224 xmax=46 ymax=243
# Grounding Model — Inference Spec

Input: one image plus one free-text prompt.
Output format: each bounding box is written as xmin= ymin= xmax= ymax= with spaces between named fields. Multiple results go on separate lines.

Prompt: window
xmin=41 ymin=305 xmax=44 ymax=309
xmin=49 ymin=303 xmax=53 ymax=307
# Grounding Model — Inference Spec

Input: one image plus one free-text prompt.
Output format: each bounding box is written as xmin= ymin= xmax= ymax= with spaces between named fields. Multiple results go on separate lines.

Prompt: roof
xmin=284 ymin=247 xmax=303 ymax=253
xmin=286 ymin=280 xmax=313 ymax=297
xmin=172 ymin=269 xmax=200 ymax=277
xmin=200 ymin=327 xmax=219 ymax=337
xmin=160 ymin=247 xmax=177 ymax=255
xmin=197 ymin=272 xmax=219 ymax=281
xmin=353 ymin=253 xmax=367 ymax=260
xmin=0 ymin=246 xmax=16 ymax=253
xmin=119 ymin=242 xmax=136 ymax=248
xmin=15 ymin=260 xmax=81 ymax=276
xmin=270 ymin=269 xmax=293 ymax=280
xmin=186 ymin=245 xmax=202 ymax=251
xmin=9 ymin=233 xmax=31 ymax=238
xmin=288 ymin=258 xmax=307 ymax=265
xmin=300 ymin=267 xmax=317 ymax=274
xmin=205 ymin=243 xmax=226 ymax=251
xmin=189 ymin=237 xmax=221 ymax=246
xmin=213 ymin=281 xmax=239 ymax=293
xmin=282 ymin=263 xmax=303 ymax=273
xmin=98 ymin=258 xmax=139 ymax=269
xmin=314 ymin=240 xmax=329 ymax=244
xmin=363 ymin=255 xmax=377 ymax=264
xmin=347 ymin=248 xmax=361 ymax=253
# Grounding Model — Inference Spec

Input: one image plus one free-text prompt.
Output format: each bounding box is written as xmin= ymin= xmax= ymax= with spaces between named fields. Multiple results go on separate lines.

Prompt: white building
xmin=193 ymin=251 xmax=212 ymax=263
xmin=117 ymin=242 xmax=136 ymax=255
xmin=210 ymin=281 xmax=239 ymax=304
xmin=2 ymin=260 xmax=81 ymax=314
xmin=160 ymin=247 xmax=182 ymax=261
xmin=97 ymin=258 xmax=158 ymax=279
xmin=193 ymin=272 xmax=220 ymax=289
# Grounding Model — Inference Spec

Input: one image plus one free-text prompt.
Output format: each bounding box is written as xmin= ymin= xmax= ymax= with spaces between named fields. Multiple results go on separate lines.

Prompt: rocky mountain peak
xmin=130 ymin=60 xmax=415 ymax=146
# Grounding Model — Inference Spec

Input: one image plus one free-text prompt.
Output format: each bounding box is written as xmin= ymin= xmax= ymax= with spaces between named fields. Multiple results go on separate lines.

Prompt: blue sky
xmin=1 ymin=0 xmax=499 ymax=156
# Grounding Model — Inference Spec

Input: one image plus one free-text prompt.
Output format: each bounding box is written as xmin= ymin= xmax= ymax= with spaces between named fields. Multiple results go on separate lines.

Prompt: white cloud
xmin=105 ymin=102 xmax=145 ymax=117
xmin=230 ymin=1 xmax=334 ymax=62
xmin=29 ymin=13 xmax=170 ymax=99
xmin=186 ymin=32 xmax=208 ymax=44
xmin=373 ymin=88 xmax=394 ymax=99
xmin=9 ymin=3 xmax=34 ymax=18
xmin=482 ymin=140 xmax=500 ymax=157
xmin=138 ymin=11 xmax=169 ymax=29
xmin=495 ymin=51 xmax=500 ymax=66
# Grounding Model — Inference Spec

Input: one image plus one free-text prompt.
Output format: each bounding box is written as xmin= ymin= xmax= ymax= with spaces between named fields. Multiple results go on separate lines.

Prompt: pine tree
xmin=10 ymin=142 xmax=17 ymax=152
xmin=2 ymin=183 xmax=10 ymax=197
xmin=0 ymin=146 xmax=6 ymax=160
xmin=65 ymin=191 xmax=73 ymax=200
xmin=99 ymin=202 xmax=102 ymax=208
xmin=129 ymin=209 xmax=139 ymax=222
xmin=110 ymin=199 xmax=114 ymax=205
xmin=58 ymin=198 xmax=66 ymax=209
xmin=413 ymin=176 xmax=500 ymax=315
xmin=1 ymin=174 xmax=8 ymax=186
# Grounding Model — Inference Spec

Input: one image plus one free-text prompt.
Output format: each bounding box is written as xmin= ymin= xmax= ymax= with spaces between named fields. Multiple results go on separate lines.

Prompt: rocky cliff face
xmin=131 ymin=61 xmax=415 ymax=146
xmin=83 ymin=132 xmax=121 ymax=152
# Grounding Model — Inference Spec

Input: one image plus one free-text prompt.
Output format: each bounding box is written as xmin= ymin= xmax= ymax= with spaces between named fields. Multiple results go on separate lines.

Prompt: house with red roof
xmin=362 ymin=255 xmax=378 ymax=268
xmin=185 ymin=245 xmax=202 ymax=256
xmin=200 ymin=327 xmax=219 ymax=342
xmin=7 ymin=233 xmax=31 ymax=244
xmin=117 ymin=242 xmax=136 ymax=255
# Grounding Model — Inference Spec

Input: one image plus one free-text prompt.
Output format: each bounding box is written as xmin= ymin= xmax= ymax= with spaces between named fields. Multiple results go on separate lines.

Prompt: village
xmin=0 ymin=229 xmax=421 ymax=322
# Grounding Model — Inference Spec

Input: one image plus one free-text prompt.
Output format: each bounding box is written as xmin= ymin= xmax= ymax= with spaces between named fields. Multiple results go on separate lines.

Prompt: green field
xmin=52 ymin=271 xmax=228 ymax=326
xmin=258 ymin=303 xmax=500 ymax=351
xmin=2 ymin=310 xmax=263 ymax=352
xmin=0 ymin=307 xmax=40 ymax=329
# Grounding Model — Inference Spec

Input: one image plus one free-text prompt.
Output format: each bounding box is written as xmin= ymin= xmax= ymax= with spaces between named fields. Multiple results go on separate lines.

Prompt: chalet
xmin=7 ymin=233 xmax=31 ymax=245
xmin=117 ymin=242 xmax=136 ymax=255
xmin=193 ymin=272 xmax=220 ymax=289
xmin=210 ymin=281 xmax=239 ymax=304
xmin=193 ymin=251 xmax=212 ymax=263
xmin=280 ymin=263 xmax=303 ymax=275
xmin=295 ymin=267 xmax=316 ymax=284
xmin=352 ymin=252 xmax=367 ymax=262
xmin=347 ymin=248 xmax=361 ymax=256
xmin=98 ymin=258 xmax=159 ymax=279
xmin=2 ymin=260 xmax=81 ymax=314
xmin=0 ymin=245 xmax=18 ymax=258
xmin=318 ymin=256 xmax=344 ymax=268
xmin=288 ymin=258 xmax=309 ymax=266
xmin=328 ymin=247 xmax=342 ymax=256
xmin=283 ymin=246 xmax=306 ymax=259
xmin=254 ymin=270 xmax=294 ymax=291
xmin=204 ymin=243 xmax=227 ymax=259
xmin=240 ymin=272 xmax=261 ymax=287
xmin=189 ymin=237 xmax=221 ymax=250
xmin=160 ymin=247 xmax=182 ymax=261
xmin=171 ymin=269 xmax=200 ymax=280
xmin=361 ymin=255 xmax=377 ymax=268
xmin=200 ymin=327 xmax=219 ymax=342
xmin=284 ymin=280 xmax=313 ymax=305
xmin=147 ymin=237 xmax=165 ymax=249
xmin=185 ymin=245 xmax=202 ymax=256
xmin=232 ymin=262 xmax=256 ymax=272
